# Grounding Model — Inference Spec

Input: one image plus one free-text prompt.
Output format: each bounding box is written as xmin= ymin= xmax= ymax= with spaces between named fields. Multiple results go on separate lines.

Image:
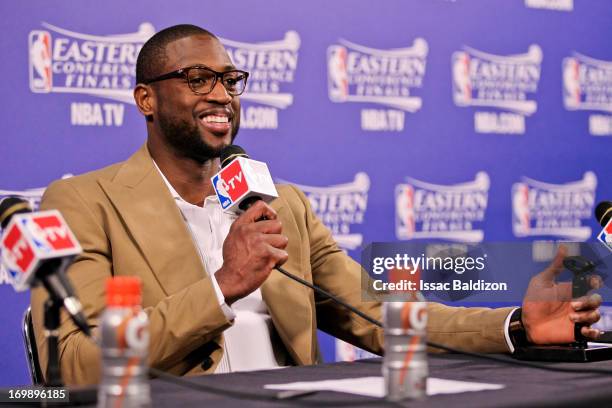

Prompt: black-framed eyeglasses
xmin=143 ymin=65 xmax=249 ymax=96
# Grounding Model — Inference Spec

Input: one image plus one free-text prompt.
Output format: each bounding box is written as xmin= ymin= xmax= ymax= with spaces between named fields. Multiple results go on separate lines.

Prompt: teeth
xmin=202 ymin=115 xmax=229 ymax=123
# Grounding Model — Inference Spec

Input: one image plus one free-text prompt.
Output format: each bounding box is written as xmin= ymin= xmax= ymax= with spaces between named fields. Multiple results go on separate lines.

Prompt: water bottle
xmin=383 ymin=295 xmax=428 ymax=401
xmin=98 ymin=276 xmax=151 ymax=408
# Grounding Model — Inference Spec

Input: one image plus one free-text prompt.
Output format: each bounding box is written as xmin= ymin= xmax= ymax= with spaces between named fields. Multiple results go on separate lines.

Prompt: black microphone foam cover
xmin=595 ymin=201 xmax=612 ymax=227
xmin=0 ymin=196 xmax=32 ymax=229
xmin=220 ymin=145 xmax=249 ymax=168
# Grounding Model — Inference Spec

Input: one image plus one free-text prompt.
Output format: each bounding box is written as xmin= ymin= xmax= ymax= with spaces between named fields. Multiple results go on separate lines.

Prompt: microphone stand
xmin=513 ymin=254 xmax=612 ymax=362
xmin=39 ymin=290 xmax=98 ymax=405
xmin=43 ymin=298 xmax=64 ymax=387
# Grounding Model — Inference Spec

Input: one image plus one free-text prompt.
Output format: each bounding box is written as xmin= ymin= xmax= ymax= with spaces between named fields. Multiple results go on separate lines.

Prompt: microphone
xmin=0 ymin=196 xmax=91 ymax=336
xmin=212 ymin=146 xmax=383 ymax=327
xmin=0 ymin=196 xmax=32 ymax=228
xmin=596 ymin=201 xmax=612 ymax=227
xmin=211 ymin=145 xmax=278 ymax=213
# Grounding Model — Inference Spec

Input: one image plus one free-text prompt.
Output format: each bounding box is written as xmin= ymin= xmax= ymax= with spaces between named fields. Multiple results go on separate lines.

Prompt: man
xmin=31 ymin=24 xmax=602 ymax=386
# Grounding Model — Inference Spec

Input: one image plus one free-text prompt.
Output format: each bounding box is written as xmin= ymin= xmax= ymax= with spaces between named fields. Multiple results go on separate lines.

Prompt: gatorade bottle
xmin=98 ymin=276 xmax=151 ymax=408
xmin=383 ymin=294 xmax=428 ymax=401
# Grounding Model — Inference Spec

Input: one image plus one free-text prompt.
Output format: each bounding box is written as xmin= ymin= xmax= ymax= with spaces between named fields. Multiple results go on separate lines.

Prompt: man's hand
xmin=522 ymin=245 xmax=602 ymax=344
xmin=215 ymin=200 xmax=289 ymax=305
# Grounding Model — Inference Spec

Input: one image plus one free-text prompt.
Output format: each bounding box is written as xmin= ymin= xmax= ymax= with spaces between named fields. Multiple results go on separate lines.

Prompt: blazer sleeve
xmin=285 ymin=185 xmax=513 ymax=355
xmin=31 ymin=179 xmax=232 ymax=386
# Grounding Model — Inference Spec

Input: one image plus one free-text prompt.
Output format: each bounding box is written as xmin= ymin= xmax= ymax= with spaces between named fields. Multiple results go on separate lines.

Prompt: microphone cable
xmin=274 ymin=265 xmax=612 ymax=376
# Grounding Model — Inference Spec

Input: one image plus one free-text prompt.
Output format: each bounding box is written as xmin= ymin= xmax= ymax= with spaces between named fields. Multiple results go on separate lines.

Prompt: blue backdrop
xmin=1 ymin=0 xmax=611 ymax=385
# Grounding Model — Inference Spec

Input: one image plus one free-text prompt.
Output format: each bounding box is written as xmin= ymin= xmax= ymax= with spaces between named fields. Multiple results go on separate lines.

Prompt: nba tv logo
xmin=212 ymin=160 xmax=250 ymax=211
xmin=29 ymin=31 xmax=52 ymax=93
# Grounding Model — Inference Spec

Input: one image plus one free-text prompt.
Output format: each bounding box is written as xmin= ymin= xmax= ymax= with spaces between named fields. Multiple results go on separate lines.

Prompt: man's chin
xmin=196 ymin=135 xmax=231 ymax=159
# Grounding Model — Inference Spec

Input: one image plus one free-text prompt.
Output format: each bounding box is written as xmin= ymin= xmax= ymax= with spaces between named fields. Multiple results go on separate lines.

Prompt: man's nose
xmin=206 ymin=80 xmax=232 ymax=104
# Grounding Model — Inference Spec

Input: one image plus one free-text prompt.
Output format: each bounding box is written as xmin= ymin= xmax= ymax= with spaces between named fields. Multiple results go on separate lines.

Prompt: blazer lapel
xmin=261 ymin=200 xmax=314 ymax=365
xmin=98 ymin=145 xmax=207 ymax=296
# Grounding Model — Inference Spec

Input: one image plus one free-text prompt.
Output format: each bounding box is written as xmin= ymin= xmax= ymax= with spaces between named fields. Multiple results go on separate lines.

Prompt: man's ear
xmin=134 ymin=84 xmax=155 ymax=118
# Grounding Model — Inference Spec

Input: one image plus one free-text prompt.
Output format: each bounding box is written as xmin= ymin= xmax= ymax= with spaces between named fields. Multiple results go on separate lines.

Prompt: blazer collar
xmin=98 ymin=144 xmax=207 ymax=295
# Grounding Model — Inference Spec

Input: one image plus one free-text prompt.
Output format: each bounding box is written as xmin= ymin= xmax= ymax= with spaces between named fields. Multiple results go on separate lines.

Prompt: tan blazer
xmin=31 ymin=145 xmax=512 ymax=385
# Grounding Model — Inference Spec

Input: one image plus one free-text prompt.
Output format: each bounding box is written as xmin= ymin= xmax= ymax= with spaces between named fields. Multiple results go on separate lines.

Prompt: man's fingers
xmin=268 ymin=246 xmax=289 ymax=267
xmin=239 ymin=200 xmax=278 ymax=223
xmin=580 ymin=326 xmax=601 ymax=340
xmin=251 ymin=219 xmax=283 ymax=235
xmin=570 ymin=309 xmax=600 ymax=325
xmin=571 ymin=293 xmax=602 ymax=311
xmin=569 ymin=291 xmax=601 ymax=326
xmin=263 ymin=234 xmax=289 ymax=249
xmin=536 ymin=244 xmax=568 ymax=282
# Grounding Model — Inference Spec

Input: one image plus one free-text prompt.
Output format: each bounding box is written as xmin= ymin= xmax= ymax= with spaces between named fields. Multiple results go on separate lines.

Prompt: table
xmin=148 ymin=354 xmax=612 ymax=407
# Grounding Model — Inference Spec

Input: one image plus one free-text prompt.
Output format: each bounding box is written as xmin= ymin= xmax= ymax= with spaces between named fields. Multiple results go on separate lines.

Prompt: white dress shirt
xmin=154 ymin=163 xmax=288 ymax=372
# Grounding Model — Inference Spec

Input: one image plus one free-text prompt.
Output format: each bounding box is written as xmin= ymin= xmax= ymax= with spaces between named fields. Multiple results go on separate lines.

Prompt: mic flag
xmin=596 ymin=201 xmax=612 ymax=253
xmin=211 ymin=145 xmax=278 ymax=213
xmin=1 ymin=208 xmax=81 ymax=291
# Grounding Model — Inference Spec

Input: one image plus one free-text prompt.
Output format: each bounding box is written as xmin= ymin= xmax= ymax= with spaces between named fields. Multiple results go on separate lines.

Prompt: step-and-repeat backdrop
xmin=1 ymin=0 xmax=611 ymax=385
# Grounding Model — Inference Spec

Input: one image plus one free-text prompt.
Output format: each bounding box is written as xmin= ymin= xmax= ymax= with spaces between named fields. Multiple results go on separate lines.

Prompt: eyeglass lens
xmin=187 ymin=68 xmax=247 ymax=95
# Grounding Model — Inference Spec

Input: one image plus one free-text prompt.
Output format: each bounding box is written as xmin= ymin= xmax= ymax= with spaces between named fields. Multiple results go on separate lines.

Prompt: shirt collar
xmin=152 ymin=160 xmax=219 ymax=206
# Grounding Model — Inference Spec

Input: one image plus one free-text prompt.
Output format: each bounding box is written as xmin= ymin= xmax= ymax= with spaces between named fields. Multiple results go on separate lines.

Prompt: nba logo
xmin=598 ymin=218 xmax=612 ymax=253
xmin=29 ymin=30 xmax=52 ymax=93
xmin=220 ymin=160 xmax=249 ymax=201
xmin=563 ymin=58 xmax=581 ymax=108
xmin=512 ymin=183 xmax=531 ymax=236
xmin=327 ymin=45 xmax=349 ymax=102
xmin=396 ymin=185 xmax=416 ymax=239
xmin=452 ymin=51 xmax=472 ymax=104
xmin=212 ymin=174 xmax=232 ymax=210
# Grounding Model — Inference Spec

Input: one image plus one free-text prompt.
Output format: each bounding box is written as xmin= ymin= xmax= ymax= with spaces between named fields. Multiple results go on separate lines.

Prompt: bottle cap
xmin=106 ymin=276 xmax=142 ymax=307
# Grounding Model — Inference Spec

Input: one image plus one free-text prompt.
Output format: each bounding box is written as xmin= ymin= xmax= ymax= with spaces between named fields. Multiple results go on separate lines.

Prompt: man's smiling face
xmin=150 ymin=34 xmax=241 ymax=163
